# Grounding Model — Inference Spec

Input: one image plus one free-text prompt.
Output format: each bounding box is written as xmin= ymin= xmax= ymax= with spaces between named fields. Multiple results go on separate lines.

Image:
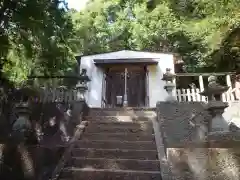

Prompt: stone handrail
xmin=50 ymin=121 xmax=88 ymax=180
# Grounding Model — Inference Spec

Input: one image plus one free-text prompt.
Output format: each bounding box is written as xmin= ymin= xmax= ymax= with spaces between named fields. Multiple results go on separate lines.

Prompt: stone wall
xmin=157 ymin=101 xmax=240 ymax=180
xmin=157 ymin=102 xmax=210 ymax=147
xmin=167 ymin=147 xmax=240 ymax=180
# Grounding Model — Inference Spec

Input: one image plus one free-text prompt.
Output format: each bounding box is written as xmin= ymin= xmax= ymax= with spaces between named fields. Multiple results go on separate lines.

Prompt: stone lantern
xmin=12 ymin=87 xmax=34 ymax=140
xmin=75 ymin=68 xmax=90 ymax=101
xmin=72 ymin=69 xmax=90 ymax=123
xmin=162 ymin=68 xmax=176 ymax=101
xmin=55 ymin=85 xmax=67 ymax=103
xmin=200 ymin=76 xmax=229 ymax=133
xmin=14 ymin=102 xmax=31 ymax=128
xmin=75 ymin=83 xmax=88 ymax=101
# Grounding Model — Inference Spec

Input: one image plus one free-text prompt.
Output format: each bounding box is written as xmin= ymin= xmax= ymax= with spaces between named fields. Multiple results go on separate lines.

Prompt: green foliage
xmin=0 ymin=0 xmax=76 ymax=85
xmin=1 ymin=0 xmax=240 ymax=88
xmin=70 ymin=0 xmax=240 ymax=72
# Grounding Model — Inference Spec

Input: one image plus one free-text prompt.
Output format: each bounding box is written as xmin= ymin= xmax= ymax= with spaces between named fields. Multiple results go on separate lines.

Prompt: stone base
xmin=167 ymin=147 xmax=240 ymax=180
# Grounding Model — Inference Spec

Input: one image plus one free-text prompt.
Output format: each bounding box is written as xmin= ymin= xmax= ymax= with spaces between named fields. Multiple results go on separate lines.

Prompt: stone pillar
xmin=199 ymin=76 xmax=229 ymax=180
xmin=158 ymin=68 xmax=177 ymax=180
xmin=200 ymin=76 xmax=229 ymax=133
xmin=162 ymin=68 xmax=176 ymax=101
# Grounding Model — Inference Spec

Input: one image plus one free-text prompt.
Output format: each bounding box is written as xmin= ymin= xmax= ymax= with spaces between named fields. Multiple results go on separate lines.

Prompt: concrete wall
xmin=156 ymin=101 xmax=240 ymax=180
xmin=80 ymin=56 xmax=104 ymax=108
xmin=80 ymin=50 xmax=175 ymax=108
xmin=147 ymin=54 xmax=175 ymax=107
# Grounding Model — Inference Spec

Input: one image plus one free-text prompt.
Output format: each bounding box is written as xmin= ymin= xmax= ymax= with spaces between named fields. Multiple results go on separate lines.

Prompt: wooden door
xmin=105 ymin=66 xmax=146 ymax=107
xmin=127 ymin=67 xmax=146 ymax=107
xmin=105 ymin=69 xmax=125 ymax=107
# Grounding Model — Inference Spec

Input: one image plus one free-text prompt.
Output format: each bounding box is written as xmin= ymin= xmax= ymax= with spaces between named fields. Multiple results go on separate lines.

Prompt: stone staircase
xmin=57 ymin=108 xmax=162 ymax=180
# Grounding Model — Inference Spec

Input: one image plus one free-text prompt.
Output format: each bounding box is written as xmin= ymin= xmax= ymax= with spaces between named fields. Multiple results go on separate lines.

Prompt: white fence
xmin=176 ymin=88 xmax=236 ymax=102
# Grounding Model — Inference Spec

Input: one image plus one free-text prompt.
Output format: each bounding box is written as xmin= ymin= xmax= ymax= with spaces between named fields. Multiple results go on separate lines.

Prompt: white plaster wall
xmin=80 ymin=56 xmax=104 ymax=107
xmin=147 ymin=54 xmax=175 ymax=107
xmin=80 ymin=50 xmax=175 ymax=108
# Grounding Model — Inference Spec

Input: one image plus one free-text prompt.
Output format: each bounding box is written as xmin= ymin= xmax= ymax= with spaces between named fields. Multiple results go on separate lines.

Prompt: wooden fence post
xmin=198 ymin=75 xmax=205 ymax=101
xmin=226 ymin=74 xmax=234 ymax=101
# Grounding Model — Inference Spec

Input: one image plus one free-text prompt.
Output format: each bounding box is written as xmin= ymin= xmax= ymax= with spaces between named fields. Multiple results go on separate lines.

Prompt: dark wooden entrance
xmin=104 ymin=65 xmax=147 ymax=107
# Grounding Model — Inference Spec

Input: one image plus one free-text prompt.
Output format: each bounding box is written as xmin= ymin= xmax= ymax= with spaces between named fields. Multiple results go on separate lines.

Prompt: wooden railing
xmin=175 ymin=72 xmax=237 ymax=103
xmin=222 ymin=88 xmax=236 ymax=102
xmin=176 ymin=88 xmax=207 ymax=102
xmin=30 ymin=88 xmax=84 ymax=103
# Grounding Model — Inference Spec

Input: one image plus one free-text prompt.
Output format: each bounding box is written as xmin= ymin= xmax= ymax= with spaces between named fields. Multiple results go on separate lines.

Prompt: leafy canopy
xmin=70 ymin=0 xmax=240 ymax=72
xmin=0 ymin=0 xmax=76 ymax=85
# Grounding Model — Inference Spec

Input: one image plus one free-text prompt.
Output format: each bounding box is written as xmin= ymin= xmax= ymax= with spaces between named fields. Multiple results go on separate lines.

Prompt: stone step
xmin=88 ymin=109 xmax=156 ymax=117
xmin=84 ymin=116 xmax=154 ymax=122
xmin=74 ymin=140 xmax=157 ymax=150
xmin=84 ymin=125 xmax=153 ymax=133
xmin=59 ymin=168 xmax=161 ymax=180
xmin=71 ymin=148 xmax=158 ymax=160
xmin=90 ymin=107 xmax=156 ymax=111
xmin=87 ymin=121 xmax=153 ymax=128
xmin=81 ymin=133 xmax=155 ymax=141
xmin=66 ymin=157 xmax=160 ymax=171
